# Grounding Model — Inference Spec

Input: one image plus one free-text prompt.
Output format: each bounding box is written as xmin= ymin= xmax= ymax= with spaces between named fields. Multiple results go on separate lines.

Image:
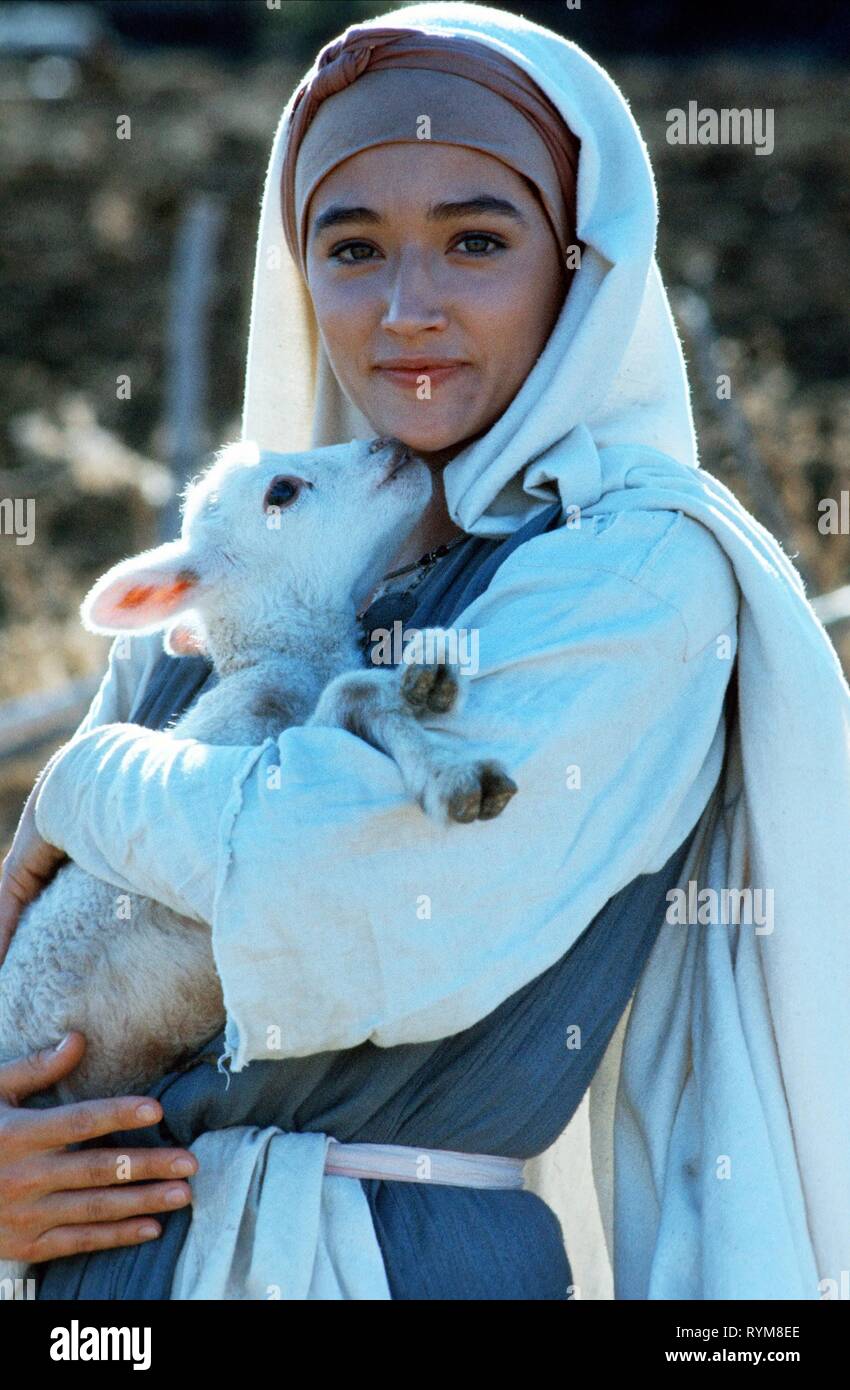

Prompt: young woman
xmin=1 ymin=3 xmax=847 ymax=1301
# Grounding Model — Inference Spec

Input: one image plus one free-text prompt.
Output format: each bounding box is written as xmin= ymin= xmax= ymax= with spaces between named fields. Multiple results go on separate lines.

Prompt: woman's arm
xmin=0 ymin=633 xmax=163 ymax=961
xmin=32 ymin=510 xmax=740 ymax=1063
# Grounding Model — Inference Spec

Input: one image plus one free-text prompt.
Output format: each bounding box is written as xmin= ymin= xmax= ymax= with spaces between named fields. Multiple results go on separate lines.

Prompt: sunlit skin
xmin=304 ymin=142 xmax=570 ymax=600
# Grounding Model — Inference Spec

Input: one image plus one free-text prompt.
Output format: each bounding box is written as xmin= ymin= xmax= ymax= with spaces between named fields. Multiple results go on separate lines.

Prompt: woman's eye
xmin=328 ymin=233 xmax=506 ymax=264
xmin=263 ymin=476 xmax=301 ymax=510
xmin=329 ymin=241 xmax=378 ymax=264
xmin=453 ymin=233 xmax=506 ymax=256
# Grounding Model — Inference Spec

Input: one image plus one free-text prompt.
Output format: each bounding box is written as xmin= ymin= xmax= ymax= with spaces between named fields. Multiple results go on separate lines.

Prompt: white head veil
xmin=242 ymin=0 xmax=696 ymax=536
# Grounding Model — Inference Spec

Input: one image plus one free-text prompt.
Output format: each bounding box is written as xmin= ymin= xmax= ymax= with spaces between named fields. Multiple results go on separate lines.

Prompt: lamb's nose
xmin=368 ymin=437 xmax=405 ymax=486
xmin=369 ymin=437 xmax=397 ymax=469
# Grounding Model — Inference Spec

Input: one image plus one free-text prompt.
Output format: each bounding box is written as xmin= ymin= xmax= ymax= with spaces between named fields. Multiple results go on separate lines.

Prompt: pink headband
xmin=281 ymin=24 xmax=580 ymax=280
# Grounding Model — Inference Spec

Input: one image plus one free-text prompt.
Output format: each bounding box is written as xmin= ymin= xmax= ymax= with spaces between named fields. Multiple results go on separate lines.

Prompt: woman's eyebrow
xmin=311 ymin=195 xmax=529 ymax=240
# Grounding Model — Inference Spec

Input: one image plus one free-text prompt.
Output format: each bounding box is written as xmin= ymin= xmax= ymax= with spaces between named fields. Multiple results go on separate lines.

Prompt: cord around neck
xmin=381 ymin=532 xmax=468 ymax=582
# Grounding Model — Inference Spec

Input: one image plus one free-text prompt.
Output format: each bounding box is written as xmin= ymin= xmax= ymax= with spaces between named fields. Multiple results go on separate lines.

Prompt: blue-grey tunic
xmin=36 ymin=500 xmax=699 ymax=1300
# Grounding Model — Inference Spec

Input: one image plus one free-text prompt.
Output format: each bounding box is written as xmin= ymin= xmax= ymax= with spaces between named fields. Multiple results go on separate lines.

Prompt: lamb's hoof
xmin=400 ymin=659 xmax=460 ymax=715
xmin=426 ymin=760 xmax=518 ymax=823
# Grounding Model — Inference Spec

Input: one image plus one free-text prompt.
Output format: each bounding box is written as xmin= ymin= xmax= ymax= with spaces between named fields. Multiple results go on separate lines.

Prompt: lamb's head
xmin=80 ymin=436 xmax=432 ymax=671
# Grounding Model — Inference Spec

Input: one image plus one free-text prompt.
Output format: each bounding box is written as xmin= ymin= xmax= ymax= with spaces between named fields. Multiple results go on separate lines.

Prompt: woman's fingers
xmin=0 ymin=1038 xmax=199 ymax=1264
xmin=0 ymin=1031 xmax=95 ymax=1105
xmin=0 ymin=1036 xmax=169 ymax=1153
xmin=36 ymin=1177 xmax=193 ymax=1230
xmin=8 ymin=1094 xmax=170 ymax=1154
xmin=0 ymin=859 xmax=28 ymax=965
xmin=1 ymin=1161 xmax=195 ymax=1263
xmin=0 ymin=790 xmax=67 ymax=965
xmin=21 ymin=1145 xmax=198 ymax=1195
xmin=25 ymin=1218 xmax=166 ymax=1265
xmin=0 ymin=1032 xmax=89 ymax=1105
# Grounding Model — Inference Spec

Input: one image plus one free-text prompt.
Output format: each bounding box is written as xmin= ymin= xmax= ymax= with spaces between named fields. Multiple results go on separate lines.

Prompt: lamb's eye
xmin=263 ymin=475 xmax=301 ymax=511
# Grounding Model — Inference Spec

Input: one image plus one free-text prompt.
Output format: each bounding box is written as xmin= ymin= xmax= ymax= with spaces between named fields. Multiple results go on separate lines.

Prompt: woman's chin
xmin=365 ymin=409 xmax=480 ymax=459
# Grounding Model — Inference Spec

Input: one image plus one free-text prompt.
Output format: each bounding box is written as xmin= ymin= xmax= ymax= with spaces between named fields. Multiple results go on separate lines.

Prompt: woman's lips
xmin=375 ymin=364 xmax=468 ymax=388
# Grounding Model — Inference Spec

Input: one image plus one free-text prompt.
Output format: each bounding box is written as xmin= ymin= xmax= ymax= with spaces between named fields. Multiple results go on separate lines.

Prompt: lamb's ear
xmin=164 ymin=617 xmax=208 ymax=658
xmin=81 ymin=543 xmax=202 ymax=635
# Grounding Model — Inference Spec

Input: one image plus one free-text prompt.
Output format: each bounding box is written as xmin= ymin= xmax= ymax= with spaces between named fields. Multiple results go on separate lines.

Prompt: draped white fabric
xmin=169 ymin=1129 xmax=392 ymax=1301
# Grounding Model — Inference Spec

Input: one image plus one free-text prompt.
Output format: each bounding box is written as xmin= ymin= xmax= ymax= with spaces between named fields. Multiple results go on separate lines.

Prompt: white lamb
xmin=0 ymin=436 xmax=517 ymax=1117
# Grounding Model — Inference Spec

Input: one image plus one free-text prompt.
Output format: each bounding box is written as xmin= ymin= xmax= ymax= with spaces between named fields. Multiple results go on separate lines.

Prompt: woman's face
xmin=304 ymin=142 xmax=569 ymax=462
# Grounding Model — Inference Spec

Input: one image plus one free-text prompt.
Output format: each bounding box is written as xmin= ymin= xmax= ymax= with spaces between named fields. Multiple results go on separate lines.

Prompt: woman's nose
xmin=379 ymin=251 xmax=450 ymax=335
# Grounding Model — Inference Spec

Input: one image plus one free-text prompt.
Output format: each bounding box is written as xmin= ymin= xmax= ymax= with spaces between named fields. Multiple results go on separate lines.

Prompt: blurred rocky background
xmin=0 ymin=0 xmax=848 ymax=842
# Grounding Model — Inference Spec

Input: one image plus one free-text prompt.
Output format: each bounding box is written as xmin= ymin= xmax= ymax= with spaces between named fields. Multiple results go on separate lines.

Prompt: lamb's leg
xmin=308 ymin=639 xmax=517 ymax=824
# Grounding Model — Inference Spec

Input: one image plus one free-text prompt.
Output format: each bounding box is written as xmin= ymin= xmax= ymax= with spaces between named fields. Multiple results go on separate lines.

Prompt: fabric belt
xmin=323 ymin=1138 xmax=526 ymax=1189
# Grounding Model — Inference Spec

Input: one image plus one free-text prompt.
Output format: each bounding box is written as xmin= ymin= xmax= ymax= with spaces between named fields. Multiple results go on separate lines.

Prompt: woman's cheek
xmin=318 ymin=300 xmax=375 ymax=374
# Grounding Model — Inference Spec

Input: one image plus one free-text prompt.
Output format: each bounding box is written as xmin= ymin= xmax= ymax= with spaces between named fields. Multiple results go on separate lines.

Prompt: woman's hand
xmin=0 ymin=1032 xmax=197 ymax=1266
xmin=0 ymin=749 xmax=69 ymax=967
